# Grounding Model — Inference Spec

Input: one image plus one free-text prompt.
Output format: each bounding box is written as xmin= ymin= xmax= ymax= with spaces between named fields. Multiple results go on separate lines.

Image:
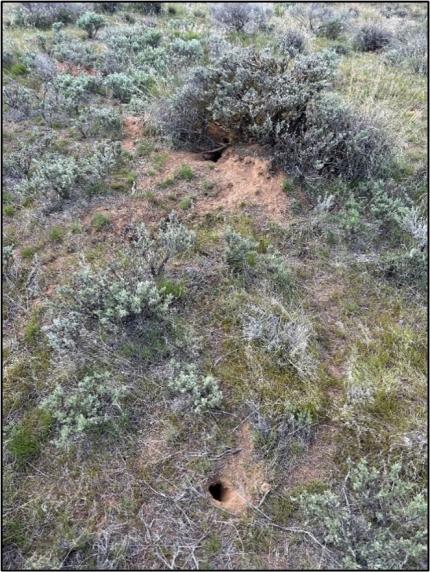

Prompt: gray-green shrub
xmin=298 ymin=458 xmax=428 ymax=570
xmin=168 ymin=362 xmax=222 ymax=412
xmin=130 ymin=212 xmax=196 ymax=276
xmin=242 ymin=298 xmax=315 ymax=378
xmin=353 ymin=24 xmax=393 ymax=52
xmin=77 ymin=11 xmax=105 ymax=39
xmin=42 ymin=372 xmax=126 ymax=447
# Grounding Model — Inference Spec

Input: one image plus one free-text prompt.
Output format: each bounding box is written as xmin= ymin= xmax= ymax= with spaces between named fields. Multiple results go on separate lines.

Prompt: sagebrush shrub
xmin=354 ymin=24 xmax=393 ymax=52
xmin=22 ymin=153 xmax=79 ymax=200
xmin=162 ymin=47 xmax=337 ymax=150
xmin=298 ymin=458 xmax=428 ymax=570
xmin=163 ymin=47 xmax=392 ymax=181
xmin=170 ymin=38 xmax=204 ymax=62
xmin=76 ymin=107 xmax=122 ymax=139
xmin=385 ymin=24 xmax=427 ymax=75
xmin=104 ymin=72 xmax=153 ymax=102
xmin=130 ymin=2 xmax=163 ymax=15
xmin=14 ymin=2 xmax=84 ymax=28
xmin=242 ymin=298 xmax=315 ymax=378
xmin=44 ymin=266 xmax=172 ymax=354
xmin=211 ymin=3 xmax=272 ymax=33
xmin=94 ymin=2 xmax=120 ymax=13
xmin=77 ymin=11 xmax=105 ymax=38
xmin=224 ymin=231 xmax=258 ymax=274
xmin=51 ymin=29 xmax=98 ymax=68
xmin=273 ymin=92 xmax=394 ymax=181
xmin=3 ymin=82 xmax=37 ymax=121
xmin=168 ymin=362 xmax=222 ymax=412
xmin=130 ymin=212 xmax=196 ymax=276
xmin=18 ymin=142 xmax=121 ymax=204
xmin=279 ymin=29 xmax=307 ymax=56
xmin=42 ymin=372 xmax=126 ymax=447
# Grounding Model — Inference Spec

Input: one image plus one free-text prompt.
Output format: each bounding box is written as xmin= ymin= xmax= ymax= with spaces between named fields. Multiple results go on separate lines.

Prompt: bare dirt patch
xmin=197 ymin=146 xmax=289 ymax=223
xmin=209 ymin=422 xmax=269 ymax=515
xmin=122 ymin=116 xmax=145 ymax=152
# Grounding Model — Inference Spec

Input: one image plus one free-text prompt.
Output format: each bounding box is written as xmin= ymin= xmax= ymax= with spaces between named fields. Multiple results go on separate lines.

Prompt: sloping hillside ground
xmin=3 ymin=3 xmax=428 ymax=570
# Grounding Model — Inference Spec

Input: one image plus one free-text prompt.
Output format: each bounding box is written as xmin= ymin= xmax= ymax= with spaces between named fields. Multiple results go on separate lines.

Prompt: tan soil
xmin=122 ymin=116 xmax=145 ymax=152
xmin=210 ymin=422 xmax=269 ymax=515
xmin=199 ymin=146 xmax=289 ymax=223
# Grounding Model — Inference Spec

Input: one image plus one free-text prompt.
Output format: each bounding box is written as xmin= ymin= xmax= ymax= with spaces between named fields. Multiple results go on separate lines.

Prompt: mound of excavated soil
xmin=208 ymin=422 xmax=269 ymax=515
xmin=200 ymin=146 xmax=288 ymax=223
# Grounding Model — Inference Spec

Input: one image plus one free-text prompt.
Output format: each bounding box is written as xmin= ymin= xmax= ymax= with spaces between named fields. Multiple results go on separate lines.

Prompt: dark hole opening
xmin=209 ymin=481 xmax=226 ymax=501
xmin=202 ymin=142 xmax=229 ymax=163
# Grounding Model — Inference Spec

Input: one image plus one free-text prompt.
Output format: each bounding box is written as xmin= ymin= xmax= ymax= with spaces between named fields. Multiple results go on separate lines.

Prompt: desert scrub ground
xmin=2 ymin=2 xmax=428 ymax=570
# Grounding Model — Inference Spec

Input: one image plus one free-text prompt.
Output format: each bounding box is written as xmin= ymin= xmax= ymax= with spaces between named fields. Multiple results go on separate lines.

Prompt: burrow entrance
xmin=208 ymin=480 xmax=229 ymax=502
xmin=201 ymin=142 xmax=230 ymax=162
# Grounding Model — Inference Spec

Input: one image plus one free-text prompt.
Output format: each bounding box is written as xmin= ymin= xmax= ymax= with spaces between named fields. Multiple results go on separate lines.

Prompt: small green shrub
xmin=42 ymin=372 xmax=126 ymax=447
xmin=20 ymin=245 xmax=39 ymax=260
xmin=298 ymin=458 xmax=428 ymax=570
xmin=48 ymin=225 xmax=65 ymax=243
xmin=168 ymin=362 xmax=222 ymax=412
xmin=77 ymin=11 xmax=105 ymax=39
xmin=224 ymin=230 xmax=258 ymax=274
xmin=179 ymin=196 xmax=192 ymax=210
xmin=91 ymin=213 xmax=110 ymax=231
xmin=158 ymin=279 xmax=186 ymax=299
xmin=4 ymin=205 xmax=15 ymax=217
xmin=176 ymin=164 xmax=195 ymax=181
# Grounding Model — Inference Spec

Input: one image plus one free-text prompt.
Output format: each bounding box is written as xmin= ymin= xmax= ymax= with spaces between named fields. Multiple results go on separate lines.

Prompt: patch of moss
xmin=8 ymin=408 xmax=53 ymax=466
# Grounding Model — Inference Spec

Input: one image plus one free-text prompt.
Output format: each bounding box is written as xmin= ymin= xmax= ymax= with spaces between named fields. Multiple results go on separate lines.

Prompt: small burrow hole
xmin=202 ymin=142 xmax=229 ymax=163
xmin=209 ymin=481 xmax=228 ymax=502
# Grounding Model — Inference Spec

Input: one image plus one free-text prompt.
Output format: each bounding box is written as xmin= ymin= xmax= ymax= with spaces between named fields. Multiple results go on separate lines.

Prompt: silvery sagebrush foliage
xmin=170 ymin=38 xmax=204 ymax=63
xmin=168 ymin=361 xmax=222 ymax=412
xmin=14 ymin=2 xmax=85 ymax=28
xmin=42 ymin=372 xmax=126 ymax=448
xmin=16 ymin=142 xmax=121 ymax=204
xmin=401 ymin=207 xmax=428 ymax=250
xmin=353 ymin=24 xmax=393 ymax=52
xmin=99 ymin=26 xmax=163 ymax=73
xmin=3 ymin=82 xmax=37 ymax=121
xmin=385 ymin=23 xmax=427 ymax=75
xmin=273 ymin=92 xmax=394 ymax=182
xmin=297 ymin=458 xmax=428 ymax=570
xmin=75 ymin=106 xmax=122 ymax=139
xmin=50 ymin=28 xmax=98 ymax=68
xmin=77 ymin=11 xmax=105 ymax=39
xmin=279 ymin=28 xmax=307 ymax=57
xmin=242 ymin=298 xmax=315 ymax=378
xmin=44 ymin=215 xmax=195 ymax=354
xmin=23 ymin=52 xmax=57 ymax=81
xmin=20 ymin=153 xmax=79 ymax=200
xmin=3 ymin=130 xmax=52 ymax=184
xmin=49 ymin=73 xmax=100 ymax=115
xmin=103 ymin=71 xmax=153 ymax=103
xmin=78 ymin=141 xmax=122 ymax=189
xmin=224 ymin=230 xmax=258 ymax=274
xmin=210 ymin=2 xmax=272 ymax=33
xmin=130 ymin=212 xmax=196 ymax=276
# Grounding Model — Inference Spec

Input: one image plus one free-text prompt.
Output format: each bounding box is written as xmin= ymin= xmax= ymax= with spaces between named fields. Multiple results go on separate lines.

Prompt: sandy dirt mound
xmin=199 ymin=146 xmax=288 ymax=223
xmin=209 ymin=422 xmax=269 ymax=515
